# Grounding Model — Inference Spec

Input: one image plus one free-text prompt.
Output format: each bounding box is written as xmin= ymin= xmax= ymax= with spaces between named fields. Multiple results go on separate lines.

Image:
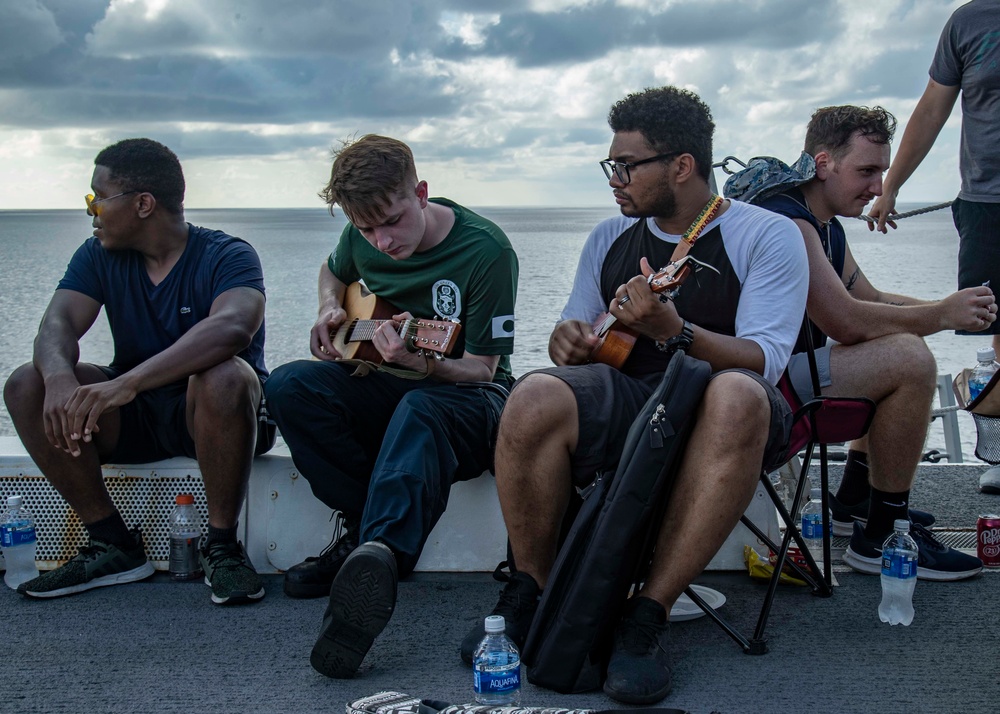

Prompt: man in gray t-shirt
xmin=870 ymin=0 xmax=1000 ymax=492
xmin=870 ymin=2 xmax=1000 ymax=319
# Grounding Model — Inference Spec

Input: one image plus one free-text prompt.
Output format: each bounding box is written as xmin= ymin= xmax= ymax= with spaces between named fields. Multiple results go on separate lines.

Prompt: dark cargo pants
xmin=264 ymin=359 xmax=506 ymax=575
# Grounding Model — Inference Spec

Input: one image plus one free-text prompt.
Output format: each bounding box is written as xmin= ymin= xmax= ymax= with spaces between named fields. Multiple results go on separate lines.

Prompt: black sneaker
xmin=200 ymin=540 xmax=265 ymax=605
xmin=310 ymin=541 xmax=397 ymax=678
xmin=829 ymin=492 xmax=936 ymax=537
xmin=17 ymin=528 xmax=153 ymax=599
xmin=603 ymin=596 xmax=673 ymax=705
xmin=460 ymin=570 xmax=541 ymax=666
xmin=284 ymin=516 xmax=359 ymax=599
xmin=843 ymin=521 xmax=983 ymax=581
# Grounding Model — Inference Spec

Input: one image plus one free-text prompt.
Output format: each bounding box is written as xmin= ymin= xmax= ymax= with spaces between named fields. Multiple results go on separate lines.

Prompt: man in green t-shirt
xmin=265 ymin=134 xmax=518 ymax=678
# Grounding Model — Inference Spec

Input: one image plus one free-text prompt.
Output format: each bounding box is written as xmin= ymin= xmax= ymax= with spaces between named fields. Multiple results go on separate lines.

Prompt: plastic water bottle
xmin=969 ymin=347 xmax=1000 ymax=401
xmin=473 ymin=615 xmax=521 ymax=705
xmin=168 ymin=494 xmax=203 ymax=581
xmin=1 ymin=495 xmax=39 ymax=589
xmin=878 ymin=519 xmax=918 ymax=626
xmin=800 ymin=488 xmax=826 ymax=568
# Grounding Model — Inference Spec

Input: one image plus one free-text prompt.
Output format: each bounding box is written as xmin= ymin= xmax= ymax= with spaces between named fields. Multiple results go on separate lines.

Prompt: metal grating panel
xmin=0 ymin=472 xmax=208 ymax=569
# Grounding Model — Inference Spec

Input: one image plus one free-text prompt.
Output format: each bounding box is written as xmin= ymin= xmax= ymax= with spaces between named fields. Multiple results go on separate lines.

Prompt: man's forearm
xmin=883 ymin=80 xmax=959 ymax=197
xmin=116 ymin=315 xmax=256 ymax=395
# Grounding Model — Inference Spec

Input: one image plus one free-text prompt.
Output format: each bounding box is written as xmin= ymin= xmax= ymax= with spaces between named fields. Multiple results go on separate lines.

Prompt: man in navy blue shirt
xmin=3 ymin=138 xmax=274 ymax=604
xmin=740 ymin=106 xmax=991 ymax=581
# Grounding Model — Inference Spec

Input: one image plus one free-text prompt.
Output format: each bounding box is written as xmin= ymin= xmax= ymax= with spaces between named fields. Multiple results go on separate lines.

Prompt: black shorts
xmin=955 ymin=198 xmax=1000 ymax=336
xmin=97 ymin=367 xmax=276 ymax=464
xmin=516 ymin=363 xmax=792 ymax=488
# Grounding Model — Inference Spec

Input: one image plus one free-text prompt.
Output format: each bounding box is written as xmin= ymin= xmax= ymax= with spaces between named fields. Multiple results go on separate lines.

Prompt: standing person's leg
xmin=954 ymin=198 xmax=1000 ymax=493
xmin=3 ymin=363 xmax=153 ymax=598
xmin=311 ymin=384 xmax=505 ymax=678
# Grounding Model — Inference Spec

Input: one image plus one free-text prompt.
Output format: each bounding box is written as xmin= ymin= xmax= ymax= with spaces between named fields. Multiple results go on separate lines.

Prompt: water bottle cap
xmin=977 ymin=347 xmax=996 ymax=362
xmin=7 ymin=495 xmax=22 ymax=508
xmin=175 ymin=493 xmax=195 ymax=505
xmin=893 ymin=518 xmax=910 ymax=532
xmin=809 ymin=488 xmax=821 ymax=499
xmin=484 ymin=615 xmax=505 ymax=633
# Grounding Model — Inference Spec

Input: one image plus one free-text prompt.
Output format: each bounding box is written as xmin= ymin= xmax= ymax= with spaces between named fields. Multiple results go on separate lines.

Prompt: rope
xmin=931 ymin=404 xmax=964 ymax=417
xmin=856 ymin=201 xmax=954 ymax=223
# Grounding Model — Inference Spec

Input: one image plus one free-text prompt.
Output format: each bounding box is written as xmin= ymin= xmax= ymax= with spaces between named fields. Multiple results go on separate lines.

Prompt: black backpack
xmin=522 ymin=350 xmax=712 ymax=693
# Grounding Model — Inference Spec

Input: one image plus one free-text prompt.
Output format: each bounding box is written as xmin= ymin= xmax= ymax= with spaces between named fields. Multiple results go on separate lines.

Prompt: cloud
xmin=0 ymin=0 xmax=63 ymax=63
xmin=0 ymin=0 xmax=968 ymax=207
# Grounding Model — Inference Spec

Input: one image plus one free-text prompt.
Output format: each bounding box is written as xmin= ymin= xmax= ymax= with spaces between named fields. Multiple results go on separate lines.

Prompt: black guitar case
xmin=521 ymin=350 xmax=712 ymax=693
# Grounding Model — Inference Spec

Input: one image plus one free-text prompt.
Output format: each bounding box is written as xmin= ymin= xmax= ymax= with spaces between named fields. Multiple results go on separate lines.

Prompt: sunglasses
xmin=85 ymin=191 xmax=138 ymax=217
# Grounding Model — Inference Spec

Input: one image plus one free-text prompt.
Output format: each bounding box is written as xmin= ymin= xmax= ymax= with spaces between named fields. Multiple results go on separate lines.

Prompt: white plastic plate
xmin=670 ymin=584 xmax=727 ymax=622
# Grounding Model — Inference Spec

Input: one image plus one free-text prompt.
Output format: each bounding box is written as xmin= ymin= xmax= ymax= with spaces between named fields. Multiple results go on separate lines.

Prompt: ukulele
xmin=330 ymin=282 xmax=461 ymax=363
xmin=589 ymin=255 xmax=717 ymax=369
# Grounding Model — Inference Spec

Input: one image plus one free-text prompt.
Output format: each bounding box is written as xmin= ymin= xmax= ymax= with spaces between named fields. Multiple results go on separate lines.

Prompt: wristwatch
xmin=656 ymin=320 xmax=694 ymax=353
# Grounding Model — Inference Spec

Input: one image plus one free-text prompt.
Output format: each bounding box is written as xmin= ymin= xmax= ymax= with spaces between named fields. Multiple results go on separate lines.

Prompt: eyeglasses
xmin=85 ymin=191 xmax=138 ymax=217
xmin=600 ymin=152 xmax=682 ymax=185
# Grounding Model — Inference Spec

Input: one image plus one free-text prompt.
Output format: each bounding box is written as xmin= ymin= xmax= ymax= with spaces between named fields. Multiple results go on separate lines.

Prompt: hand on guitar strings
xmin=311 ymin=305 xmax=348 ymax=360
xmin=611 ymin=257 xmax=684 ymax=342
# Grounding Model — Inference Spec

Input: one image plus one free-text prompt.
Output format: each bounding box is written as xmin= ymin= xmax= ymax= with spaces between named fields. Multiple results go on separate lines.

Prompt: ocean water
xmin=0 ymin=202 xmax=986 ymax=460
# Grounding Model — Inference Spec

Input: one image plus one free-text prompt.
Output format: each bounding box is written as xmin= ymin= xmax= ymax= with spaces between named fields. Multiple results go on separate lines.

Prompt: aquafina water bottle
xmin=473 ymin=615 xmax=521 ymax=705
xmin=969 ymin=347 xmax=1000 ymax=401
xmin=800 ymin=487 xmax=826 ymax=568
xmin=1 ymin=495 xmax=39 ymax=589
xmin=878 ymin=519 xmax=918 ymax=626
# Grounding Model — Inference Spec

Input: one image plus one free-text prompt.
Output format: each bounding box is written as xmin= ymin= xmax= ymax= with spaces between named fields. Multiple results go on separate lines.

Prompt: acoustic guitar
xmin=589 ymin=255 xmax=716 ymax=369
xmin=331 ymin=282 xmax=461 ymax=363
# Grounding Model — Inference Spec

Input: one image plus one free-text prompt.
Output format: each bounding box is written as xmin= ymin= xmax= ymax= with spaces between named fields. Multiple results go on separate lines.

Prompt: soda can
xmin=976 ymin=514 xmax=1000 ymax=567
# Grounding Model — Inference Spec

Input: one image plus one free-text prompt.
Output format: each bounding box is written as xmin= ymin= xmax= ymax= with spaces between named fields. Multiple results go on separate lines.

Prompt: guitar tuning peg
xmin=433 ymin=352 xmax=445 ymax=361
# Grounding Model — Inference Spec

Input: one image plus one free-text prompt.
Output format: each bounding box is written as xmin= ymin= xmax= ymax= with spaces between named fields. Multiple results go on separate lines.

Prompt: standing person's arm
xmin=868 ymin=79 xmax=960 ymax=233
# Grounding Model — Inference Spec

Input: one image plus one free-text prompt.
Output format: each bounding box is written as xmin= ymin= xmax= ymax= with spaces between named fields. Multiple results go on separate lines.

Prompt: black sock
xmin=863 ymin=487 xmax=910 ymax=542
xmin=206 ymin=524 xmax=238 ymax=546
xmin=85 ymin=512 xmax=134 ymax=551
xmin=835 ymin=450 xmax=870 ymax=505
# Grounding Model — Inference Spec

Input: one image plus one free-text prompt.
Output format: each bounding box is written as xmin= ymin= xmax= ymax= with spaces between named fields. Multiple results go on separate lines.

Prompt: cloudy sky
xmin=0 ymin=0 xmax=969 ymax=209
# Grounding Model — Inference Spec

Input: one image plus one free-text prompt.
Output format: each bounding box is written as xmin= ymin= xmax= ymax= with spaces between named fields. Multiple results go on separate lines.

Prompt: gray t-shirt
xmin=930 ymin=0 xmax=1000 ymax=202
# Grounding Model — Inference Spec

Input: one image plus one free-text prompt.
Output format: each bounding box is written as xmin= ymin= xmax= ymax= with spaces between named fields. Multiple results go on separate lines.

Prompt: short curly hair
xmin=319 ymin=134 xmax=417 ymax=226
xmin=805 ymin=106 xmax=897 ymax=160
xmin=94 ymin=138 xmax=185 ymax=214
xmin=608 ymin=86 xmax=715 ymax=181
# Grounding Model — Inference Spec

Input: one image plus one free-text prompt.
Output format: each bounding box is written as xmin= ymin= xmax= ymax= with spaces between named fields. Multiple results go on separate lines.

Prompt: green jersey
xmin=329 ymin=197 xmax=518 ymax=384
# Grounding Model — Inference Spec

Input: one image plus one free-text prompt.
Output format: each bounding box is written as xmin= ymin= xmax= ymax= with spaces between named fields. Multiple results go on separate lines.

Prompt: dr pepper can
xmin=977 ymin=514 xmax=1000 ymax=567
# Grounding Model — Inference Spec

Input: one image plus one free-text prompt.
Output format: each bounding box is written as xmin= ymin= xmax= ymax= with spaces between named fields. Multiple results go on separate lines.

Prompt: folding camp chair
xmin=684 ymin=315 xmax=876 ymax=654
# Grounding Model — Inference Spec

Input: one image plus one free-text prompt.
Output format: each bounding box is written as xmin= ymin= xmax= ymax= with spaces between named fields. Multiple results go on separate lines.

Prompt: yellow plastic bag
xmin=743 ymin=545 xmax=807 ymax=587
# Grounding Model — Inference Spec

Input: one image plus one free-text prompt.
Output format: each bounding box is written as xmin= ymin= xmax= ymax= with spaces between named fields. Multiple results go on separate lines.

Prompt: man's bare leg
xmin=637 ymin=372 xmax=769 ymax=610
xmin=604 ymin=372 xmax=770 ymax=705
xmin=3 ymin=362 xmax=121 ymax=523
xmin=186 ymin=357 xmax=261 ymax=531
xmin=826 ymin=334 xmax=936 ymax=494
xmin=493 ymin=373 xmax=579 ymax=588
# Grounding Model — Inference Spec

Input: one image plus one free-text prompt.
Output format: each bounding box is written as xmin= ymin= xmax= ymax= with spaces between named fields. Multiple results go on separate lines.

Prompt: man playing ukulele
xmin=461 ymin=87 xmax=807 ymax=705
xmin=265 ymin=135 xmax=518 ymax=678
